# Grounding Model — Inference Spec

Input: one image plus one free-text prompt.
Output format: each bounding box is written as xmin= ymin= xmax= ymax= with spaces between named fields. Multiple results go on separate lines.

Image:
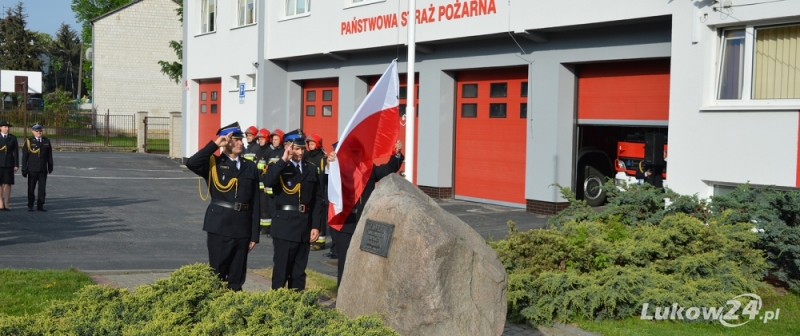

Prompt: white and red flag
xmin=328 ymin=60 xmax=400 ymax=231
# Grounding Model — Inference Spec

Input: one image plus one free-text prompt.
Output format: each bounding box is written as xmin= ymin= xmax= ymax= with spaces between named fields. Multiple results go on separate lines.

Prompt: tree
xmin=158 ymin=2 xmax=182 ymax=84
xmin=52 ymin=23 xmax=82 ymax=94
xmin=0 ymin=2 xmax=42 ymax=71
xmin=71 ymin=0 xmax=131 ymax=94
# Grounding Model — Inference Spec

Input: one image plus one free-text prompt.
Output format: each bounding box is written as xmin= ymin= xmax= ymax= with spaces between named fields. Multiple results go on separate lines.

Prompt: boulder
xmin=337 ymin=174 xmax=507 ymax=336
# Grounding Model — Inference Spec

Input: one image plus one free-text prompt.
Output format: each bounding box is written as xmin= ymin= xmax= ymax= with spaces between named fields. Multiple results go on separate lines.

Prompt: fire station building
xmin=182 ymin=0 xmax=800 ymax=214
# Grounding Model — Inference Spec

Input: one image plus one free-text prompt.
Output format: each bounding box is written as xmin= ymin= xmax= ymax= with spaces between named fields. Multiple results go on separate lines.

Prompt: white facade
xmin=183 ymin=0 xmax=800 ymax=213
xmin=92 ymin=0 xmax=183 ymax=118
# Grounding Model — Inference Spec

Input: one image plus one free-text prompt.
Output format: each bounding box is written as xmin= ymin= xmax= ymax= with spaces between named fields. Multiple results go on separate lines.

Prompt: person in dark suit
xmin=21 ymin=124 xmax=53 ymax=212
xmin=262 ymin=129 xmax=324 ymax=291
xmin=328 ymin=140 xmax=404 ymax=287
xmin=186 ymin=122 xmax=261 ymax=291
xmin=0 ymin=120 xmax=19 ymax=211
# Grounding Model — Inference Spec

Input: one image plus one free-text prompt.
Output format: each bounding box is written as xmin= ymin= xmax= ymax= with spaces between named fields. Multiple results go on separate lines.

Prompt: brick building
xmin=91 ymin=0 xmax=182 ymax=122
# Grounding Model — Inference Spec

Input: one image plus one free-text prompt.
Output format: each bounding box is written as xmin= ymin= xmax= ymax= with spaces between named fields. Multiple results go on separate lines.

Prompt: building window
xmin=201 ymin=92 xmax=207 ymax=101
xmin=247 ymin=74 xmax=256 ymax=89
xmin=753 ymin=25 xmax=800 ymax=99
xmin=306 ymin=105 xmax=316 ymax=116
xmin=521 ymin=82 xmax=528 ymax=97
xmin=520 ymin=103 xmax=527 ymax=118
xmin=322 ymin=90 xmax=333 ymax=101
xmin=286 ymin=0 xmax=310 ymax=17
xmin=211 ymin=91 xmax=218 ymax=101
xmin=211 ymin=104 xmax=218 ymax=114
xmin=323 ymin=105 xmax=332 ymax=116
xmin=230 ymin=76 xmax=240 ymax=91
xmin=718 ymin=29 xmax=745 ymax=100
xmin=306 ymin=90 xmax=316 ymax=101
xmin=716 ymin=23 xmax=800 ymax=103
xmin=200 ymin=104 xmax=207 ymax=113
xmin=238 ymin=0 xmax=256 ymax=26
xmin=201 ymin=0 xmax=216 ymax=33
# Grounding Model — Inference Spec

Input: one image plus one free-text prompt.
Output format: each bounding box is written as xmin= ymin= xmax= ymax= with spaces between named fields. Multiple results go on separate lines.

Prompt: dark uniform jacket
xmin=305 ymin=148 xmax=328 ymax=229
xmin=186 ymin=141 xmax=261 ymax=242
xmin=22 ymin=137 xmax=53 ymax=173
xmin=340 ymin=153 xmax=403 ymax=234
xmin=263 ymin=158 xmax=324 ymax=242
xmin=0 ymin=134 xmax=19 ymax=168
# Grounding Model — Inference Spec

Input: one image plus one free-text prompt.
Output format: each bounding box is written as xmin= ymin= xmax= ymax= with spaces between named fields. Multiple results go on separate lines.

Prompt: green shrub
xmin=498 ymin=211 xmax=769 ymax=325
xmin=0 ymin=264 xmax=397 ymax=336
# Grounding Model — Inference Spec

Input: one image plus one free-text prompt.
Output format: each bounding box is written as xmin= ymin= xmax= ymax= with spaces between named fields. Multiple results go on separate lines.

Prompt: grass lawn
xmin=254 ymin=268 xmax=338 ymax=300
xmin=575 ymin=289 xmax=800 ymax=336
xmin=0 ymin=269 xmax=93 ymax=316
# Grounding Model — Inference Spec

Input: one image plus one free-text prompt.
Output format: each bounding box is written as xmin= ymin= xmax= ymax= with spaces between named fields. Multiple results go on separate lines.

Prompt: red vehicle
xmin=575 ymin=127 xmax=667 ymax=206
xmin=613 ymin=140 xmax=668 ymax=187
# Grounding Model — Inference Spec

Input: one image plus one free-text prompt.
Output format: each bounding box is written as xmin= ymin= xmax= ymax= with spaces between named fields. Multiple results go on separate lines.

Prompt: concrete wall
xmin=93 ymin=0 xmax=182 ymax=119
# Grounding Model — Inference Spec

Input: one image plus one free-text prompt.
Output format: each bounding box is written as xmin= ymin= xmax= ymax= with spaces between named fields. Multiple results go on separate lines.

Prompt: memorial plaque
xmin=359 ymin=219 xmax=395 ymax=257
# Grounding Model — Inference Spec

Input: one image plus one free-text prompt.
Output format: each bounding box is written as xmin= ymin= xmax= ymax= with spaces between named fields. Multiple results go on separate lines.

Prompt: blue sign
xmin=239 ymin=83 xmax=246 ymax=98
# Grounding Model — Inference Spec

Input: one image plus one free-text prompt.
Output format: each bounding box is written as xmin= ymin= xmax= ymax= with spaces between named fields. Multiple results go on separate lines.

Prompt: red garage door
xmin=455 ymin=67 xmax=527 ymax=206
xmin=198 ymin=80 xmax=221 ymax=150
xmin=577 ymin=59 xmax=670 ymax=125
xmin=369 ymin=74 xmax=418 ymax=184
xmin=302 ymin=79 xmax=339 ymax=153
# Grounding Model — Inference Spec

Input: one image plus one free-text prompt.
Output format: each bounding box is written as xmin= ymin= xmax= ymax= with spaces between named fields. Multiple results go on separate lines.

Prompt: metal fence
xmin=143 ymin=116 xmax=170 ymax=153
xmin=2 ymin=110 xmax=137 ymax=149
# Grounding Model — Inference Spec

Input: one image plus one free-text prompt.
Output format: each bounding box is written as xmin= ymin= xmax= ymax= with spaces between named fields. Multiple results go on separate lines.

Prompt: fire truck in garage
xmin=576 ymin=126 xmax=668 ymax=206
xmin=574 ymin=59 xmax=670 ymax=206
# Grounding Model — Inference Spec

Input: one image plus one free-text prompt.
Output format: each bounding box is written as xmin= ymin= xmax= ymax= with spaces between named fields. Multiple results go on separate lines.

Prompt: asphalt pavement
xmin=0 ymin=151 xmax=548 ymax=275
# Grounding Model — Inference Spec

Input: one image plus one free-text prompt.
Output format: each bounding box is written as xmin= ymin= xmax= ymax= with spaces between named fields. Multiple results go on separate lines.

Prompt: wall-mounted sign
xmin=341 ymin=0 xmax=498 ymax=35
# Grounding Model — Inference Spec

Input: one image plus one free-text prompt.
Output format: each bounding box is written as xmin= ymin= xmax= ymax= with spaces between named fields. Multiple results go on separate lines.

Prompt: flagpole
xmin=405 ymin=0 xmax=416 ymax=183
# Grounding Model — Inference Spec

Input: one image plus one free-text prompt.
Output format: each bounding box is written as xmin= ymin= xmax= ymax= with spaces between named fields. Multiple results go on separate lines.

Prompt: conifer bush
xmin=0 ymin=264 xmax=397 ymax=336
xmin=493 ymin=181 xmax=800 ymax=326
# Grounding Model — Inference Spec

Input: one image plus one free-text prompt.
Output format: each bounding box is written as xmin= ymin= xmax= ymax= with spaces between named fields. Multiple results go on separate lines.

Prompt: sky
xmin=0 ymin=0 xmax=80 ymax=36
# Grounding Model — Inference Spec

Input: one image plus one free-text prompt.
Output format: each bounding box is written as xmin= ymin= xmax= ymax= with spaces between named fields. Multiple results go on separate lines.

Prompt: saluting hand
xmin=214 ymin=134 xmax=232 ymax=148
xmin=281 ymin=143 xmax=292 ymax=162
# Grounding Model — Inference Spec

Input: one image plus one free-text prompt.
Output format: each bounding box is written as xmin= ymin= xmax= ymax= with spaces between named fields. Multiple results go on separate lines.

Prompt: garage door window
xmin=520 ymin=103 xmax=527 ymax=118
xmin=490 ymin=83 xmax=507 ymax=97
xmin=306 ymin=106 xmax=315 ymax=116
xmin=462 ymin=84 xmax=478 ymax=98
xmin=489 ymin=103 xmax=507 ymax=118
xmin=461 ymin=103 xmax=477 ymax=117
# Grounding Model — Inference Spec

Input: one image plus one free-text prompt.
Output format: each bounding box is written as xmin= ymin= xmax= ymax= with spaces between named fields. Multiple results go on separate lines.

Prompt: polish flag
xmin=328 ymin=60 xmax=400 ymax=231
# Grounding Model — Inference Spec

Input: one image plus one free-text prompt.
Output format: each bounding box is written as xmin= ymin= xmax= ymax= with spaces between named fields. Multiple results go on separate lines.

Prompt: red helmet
xmin=246 ymin=126 xmax=258 ymax=135
xmin=307 ymin=134 xmax=323 ymax=146
xmin=271 ymin=129 xmax=284 ymax=142
xmin=257 ymin=128 xmax=269 ymax=139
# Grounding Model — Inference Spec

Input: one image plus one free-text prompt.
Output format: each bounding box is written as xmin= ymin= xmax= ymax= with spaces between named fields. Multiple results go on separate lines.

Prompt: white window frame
xmin=236 ymin=0 xmax=257 ymax=27
xmin=345 ymin=0 xmax=385 ymax=9
xmin=284 ymin=0 xmax=311 ymax=19
xmin=709 ymin=22 xmax=800 ymax=110
xmin=200 ymin=0 xmax=217 ymax=34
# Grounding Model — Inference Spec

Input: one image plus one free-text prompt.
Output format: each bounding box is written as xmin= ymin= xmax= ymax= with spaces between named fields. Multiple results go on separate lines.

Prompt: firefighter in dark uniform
xmin=304 ymin=134 xmax=327 ymax=250
xmin=253 ymin=128 xmax=272 ymax=235
xmin=261 ymin=129 xmax=285 ymax=236
xmin=186 ymin=122 xmax=261 ymax=291
xmin=262 ymin=129 xmax=324 ymax=291
xmin=0 ymin=120 xmax=19 ymax=211
xmin=328 ymin=140 xmax=404 ymax=287
xmin=21 ymin=124 xmax=53 ymax=211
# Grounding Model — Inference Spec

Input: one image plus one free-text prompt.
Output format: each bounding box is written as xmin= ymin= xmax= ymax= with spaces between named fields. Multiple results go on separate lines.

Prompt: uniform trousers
xmin=207 ymin=232 xmax=250 ymax=291
xmin=27 ymin=172 xmax=47 ymax=208
xmin=271 ymin=237 xmax=309 ymax=290
xmin=331 ymin=229 xmax=354 ymax=287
